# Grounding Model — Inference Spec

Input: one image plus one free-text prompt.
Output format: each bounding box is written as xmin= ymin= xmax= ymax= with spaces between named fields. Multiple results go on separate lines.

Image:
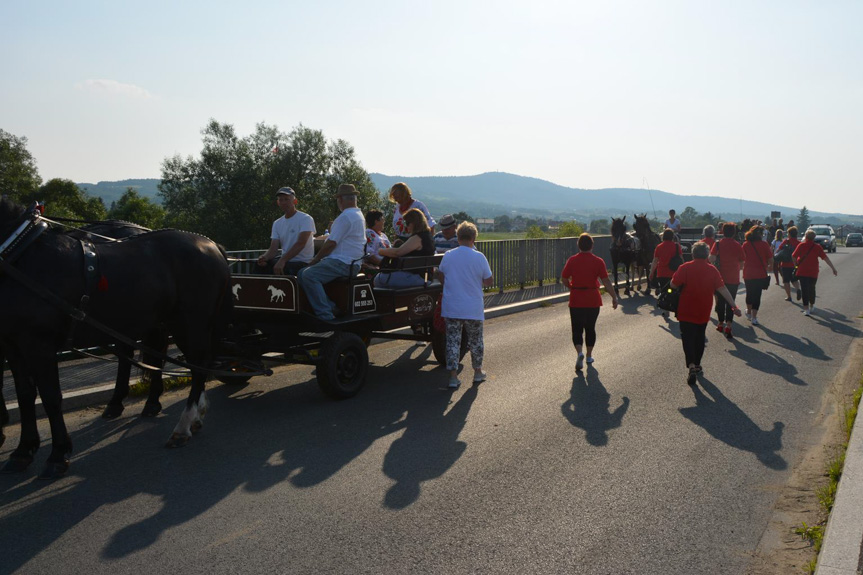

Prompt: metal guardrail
xmin=226 ymin=235 xmax=615 ymax=295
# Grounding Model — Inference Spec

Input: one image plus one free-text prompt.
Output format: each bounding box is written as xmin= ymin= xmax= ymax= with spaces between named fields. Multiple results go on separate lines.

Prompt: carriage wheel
xmin=316 ymin=333 xmax=369 ymax=399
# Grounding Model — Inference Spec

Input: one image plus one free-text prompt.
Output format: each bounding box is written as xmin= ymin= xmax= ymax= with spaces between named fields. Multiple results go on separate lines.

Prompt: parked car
xmin=845 ymin=232 xmax=863 ymax=247
xmin=807 ymin=225 xmax=837 ymax=253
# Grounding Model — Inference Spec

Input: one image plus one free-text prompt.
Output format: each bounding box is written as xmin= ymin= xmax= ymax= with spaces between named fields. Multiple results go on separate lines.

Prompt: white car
xmin=807 ymin=225 xmax=837 ymax=253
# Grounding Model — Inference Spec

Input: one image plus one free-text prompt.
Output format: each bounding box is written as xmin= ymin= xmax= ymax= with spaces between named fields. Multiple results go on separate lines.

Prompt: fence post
xmin=518 ymin=241 xmax=526 ymax=290
xmin=538 ymin=239 xmax=545 ymax=287
xmin=497 ymin=245 xmax=504 ymax=294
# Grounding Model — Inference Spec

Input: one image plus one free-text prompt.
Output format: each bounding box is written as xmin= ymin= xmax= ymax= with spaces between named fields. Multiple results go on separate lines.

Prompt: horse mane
xmin=0 ymin=196 xmax=26 ymax=223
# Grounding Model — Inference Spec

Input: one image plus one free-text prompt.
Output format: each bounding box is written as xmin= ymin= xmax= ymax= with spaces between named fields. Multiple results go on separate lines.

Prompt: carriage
xmin=221 ymin=253 xmax=449 ymax=399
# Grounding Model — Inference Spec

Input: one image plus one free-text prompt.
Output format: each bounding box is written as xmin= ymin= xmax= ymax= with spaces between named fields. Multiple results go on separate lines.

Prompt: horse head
xmin=610 ymin=217 xmax=628 ymax=244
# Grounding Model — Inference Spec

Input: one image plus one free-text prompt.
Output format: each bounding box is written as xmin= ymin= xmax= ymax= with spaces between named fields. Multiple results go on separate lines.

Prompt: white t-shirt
xmin=439 ymin=246 xmax=493 ymax=321
xmin=326 ymin=207 xmax=366 ymax=265
xmin=665 ymin=218 xmax=682 ymax=232
xmin=270 ymin=211 xmax=316 ymax=263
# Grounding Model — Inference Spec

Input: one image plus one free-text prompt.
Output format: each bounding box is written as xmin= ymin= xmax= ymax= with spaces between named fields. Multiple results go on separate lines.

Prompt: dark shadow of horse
xmin=679 ymin=376 xmax=786 ymax=470
xmin=561 ymin=366 xmax=629 ymax=446
xmin=0 ymin=199 xmax=232 ymax=478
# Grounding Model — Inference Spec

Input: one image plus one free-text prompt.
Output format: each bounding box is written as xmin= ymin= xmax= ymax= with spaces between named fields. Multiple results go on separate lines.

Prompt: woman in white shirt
xmin=364 ymin=210 xmax=391 ymax=266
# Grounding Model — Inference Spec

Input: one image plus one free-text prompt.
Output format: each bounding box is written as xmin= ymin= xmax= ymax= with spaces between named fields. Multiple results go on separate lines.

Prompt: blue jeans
xmin=297 ymin=258 xmax=358 ymax=320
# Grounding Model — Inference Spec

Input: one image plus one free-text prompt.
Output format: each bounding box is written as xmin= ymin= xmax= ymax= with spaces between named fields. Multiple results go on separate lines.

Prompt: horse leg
xmin=611 ymin=259 xmax=620 ymax=296
xmin=35 ymin=356 xmax=73 ymax=480
xmin=1 ymin=347 xmax=7 ymax=449
xmin=141 ymin=331 xmax=168 ymax=418
xmin=1 ymin=352 xmax=41 ymax=474
xmin=624 ymin=262 xmax=631 ymax=296
xmin=102 ymin=343 xmax=134 ymax=419
xmin=165 ymin=370 xmax=207 ymax=448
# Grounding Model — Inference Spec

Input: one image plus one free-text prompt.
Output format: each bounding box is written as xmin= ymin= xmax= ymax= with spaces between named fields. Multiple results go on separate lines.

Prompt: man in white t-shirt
xmin=437 ymin=222 xmax=494 ymax=389
xmin=256 ymin=186 xmax=316 ymax=275
xmin=297 ymin=184 xmax=366 ymax=320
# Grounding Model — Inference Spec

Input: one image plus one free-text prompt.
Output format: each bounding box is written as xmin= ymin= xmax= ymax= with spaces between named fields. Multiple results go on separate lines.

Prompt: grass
xmin=794 ymin=375 xmax=863 ymax=574
xmin=128 ymin=372 xmax=192 ymax=397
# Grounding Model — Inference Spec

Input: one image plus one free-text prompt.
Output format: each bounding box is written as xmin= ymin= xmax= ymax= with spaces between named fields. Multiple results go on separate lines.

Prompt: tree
xmin=160 ymin=120 xmax=385 ymax=249
xmin=108 ymin=188 xmax=165 ymax=228
xmin=679 ymin=206 xmax=700 ymax=226
xmin=22 ymin=178 xmax=106 ymax=220
xmin=0 ymin=129 xmax=42 ymax=201
xmin=525 ymin=225 xmax=545 ymax=238
xmin=796 ymin=206 xmax=811 ymax=231
xmin=451 ymin=211 xmax=474 ymax=224
xmin=589 ymin=219 xmax=610 ymax=234
xmin=556 ymin=220 xmax=585 ymax=238
xmin=494 ymin=214 xmax=512 ymax=232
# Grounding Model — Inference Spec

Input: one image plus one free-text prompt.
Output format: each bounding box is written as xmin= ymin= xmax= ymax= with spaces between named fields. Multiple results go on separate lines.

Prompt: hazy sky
xmin=2 ymin=1 xmax=861 ymax=214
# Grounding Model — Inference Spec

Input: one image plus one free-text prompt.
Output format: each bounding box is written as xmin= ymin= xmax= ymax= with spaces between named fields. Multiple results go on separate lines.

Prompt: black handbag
xmin=657 ymin=284 xmax=682 ymax=313
xmin=668 ymin=247 xmax=683 ymax=271
xmin=774 ymin=242 xmax=793 ymax=263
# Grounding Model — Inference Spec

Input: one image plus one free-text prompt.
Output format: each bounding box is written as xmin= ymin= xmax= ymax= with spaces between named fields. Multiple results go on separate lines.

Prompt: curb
xmin=2 ymin=293 xmax=573 ymax=423
xmin=815 ymin=350 xmax=863 ymax=575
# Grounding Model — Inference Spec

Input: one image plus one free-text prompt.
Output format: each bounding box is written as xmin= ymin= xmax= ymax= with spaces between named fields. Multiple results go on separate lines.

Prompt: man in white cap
xmin=433 ymin=214 xmax=460 ymax=253
xmin=257 ymin=186 xmax=316 ymax=275
xmin=297 ymin=184 xmax=366 ymax=320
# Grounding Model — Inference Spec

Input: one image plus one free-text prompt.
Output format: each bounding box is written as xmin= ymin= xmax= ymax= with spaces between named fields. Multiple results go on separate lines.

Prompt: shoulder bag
xmin=657 ymin=284 xmax=683 ymax=313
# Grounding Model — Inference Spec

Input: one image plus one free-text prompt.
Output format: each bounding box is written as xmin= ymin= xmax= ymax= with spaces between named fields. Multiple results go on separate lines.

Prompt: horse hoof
xmin=1 ymin=456 xmax=34 ymax=474
xmin=141 ymin=402 xmax=162 ymax=418
xmin=101 ymin=404 xmax=125 ymax=420
xmin=165 ymin=433 xmax=190 ymax=448
xmin=190 ymin=420 xmax=203 ymax=433
xmin=38 ymin=459 xmax=70 ymax=480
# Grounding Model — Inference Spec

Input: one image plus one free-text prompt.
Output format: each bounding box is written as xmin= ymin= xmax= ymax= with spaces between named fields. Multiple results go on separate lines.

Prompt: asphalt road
xmin=2 ymin=248 xmax=862 ymax=575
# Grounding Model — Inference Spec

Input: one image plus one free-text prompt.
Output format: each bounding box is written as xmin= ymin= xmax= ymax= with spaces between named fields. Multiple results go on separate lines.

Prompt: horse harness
xmin=0 ymin=206 xmax=269 ymax=379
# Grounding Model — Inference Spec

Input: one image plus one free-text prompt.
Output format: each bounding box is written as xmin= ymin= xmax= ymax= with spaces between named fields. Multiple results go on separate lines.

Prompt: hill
xmin=77 ymin=179 xmax=162 ymax=207
xmin=369 ymin=172 xmax=862 ymax=225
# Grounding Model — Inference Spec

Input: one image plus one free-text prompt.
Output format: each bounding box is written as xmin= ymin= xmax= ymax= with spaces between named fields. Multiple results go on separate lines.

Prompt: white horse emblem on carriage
xmin=267 ymin=285 xmax=286 ymax=303
xmin=232 ymin=284 xmax=242 ymax=300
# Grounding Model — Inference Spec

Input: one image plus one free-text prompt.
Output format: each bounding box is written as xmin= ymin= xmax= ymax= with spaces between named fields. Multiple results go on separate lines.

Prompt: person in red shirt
xmin=671 ymin=242 xmax=741 ymax=385
xmin=649 ymin=229 xmax=683 ymax=315
xmin=776 ymin=226 xmax=802 ymax=302
xmin=701 ymin=225 xmax=717 ymax=251
xmin=708 ymin=222 xmax=745 ymax=339
xmin=792 ymin=229 xmax=838 ymax=316
xmin=561 ymin=233 xmax=619 ymax=370
xmin=741 ymin=226 xmax=773 ymax=326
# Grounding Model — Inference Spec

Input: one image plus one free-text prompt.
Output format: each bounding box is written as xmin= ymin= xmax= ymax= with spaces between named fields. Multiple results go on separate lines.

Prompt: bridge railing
xmin=226 ymin=235 xmax=614 ymax=294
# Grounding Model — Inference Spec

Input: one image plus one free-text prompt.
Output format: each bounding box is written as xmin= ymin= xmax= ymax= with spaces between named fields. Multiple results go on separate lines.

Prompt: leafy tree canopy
xmin=556 ymin=220 xmax=585 ymax=238
xmin=797 ymin=206 xmax=811 ymax=231
xmin=450 ymin=211 xmax=475 ymax=224
xmin=589 ymin=219 xmax=610 ymax=234
xmin=108 ymin=188 xmax=165 ymax=229
xmin=23 ymin=178 xmax=107 ymax=220
xmin=159 ymin=120 xmax=385 ymax=249
xmin=0 ymin=129 xmax=42 ymax=201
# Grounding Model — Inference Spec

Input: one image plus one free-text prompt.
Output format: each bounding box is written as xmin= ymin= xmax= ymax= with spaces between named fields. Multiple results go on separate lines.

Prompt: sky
xmin=2 ymin=0 xmax=861 ymax=214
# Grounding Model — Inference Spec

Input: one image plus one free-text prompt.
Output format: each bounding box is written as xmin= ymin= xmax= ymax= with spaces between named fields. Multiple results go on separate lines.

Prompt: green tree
xmin=108 ymin=188 xmax=165 ymax=228
xmin=494 ymin=214 xmax=512 ymax=231
xmin=556 ymin=220 xmax=585 ymax=238
xmin=159 ymin=120 xmax=385 ymax=249
xmin=525 ymin=225 xmax=546 ymax=238
xmin=22 ymin=178 xmax=107 ymax=220
xmin=796 ymin=206 xmax=811 ymax=231
xmin=589 ymin=219 xmax=610 ymax=234
xmin=451 ymin=211 xmax=474 ymax=224
xmin=679 ymin=206 xmax=700 ymax=226
xmin=0 ymin=129 xmax=42 ymax=201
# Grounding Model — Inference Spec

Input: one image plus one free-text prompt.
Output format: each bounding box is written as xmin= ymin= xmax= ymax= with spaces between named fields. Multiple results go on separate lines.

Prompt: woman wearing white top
xmin=770 ymin=229 xmax=784 ymax=285
xmin=363 ymin=210 xmax=391 ymax=266
xmin=389 ymin=182 xmax=436 ymax=244
xmin=437 ymin=222 xmax=493 ymax=390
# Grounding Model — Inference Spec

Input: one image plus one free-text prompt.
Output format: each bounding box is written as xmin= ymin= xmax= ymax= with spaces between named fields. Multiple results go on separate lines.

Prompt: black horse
xmin=632 ymin=214 xmax=661 ymax=291
xmin=609 ymin=216 xmax=640 ymax=296
xmin=0 ymin=199 xmax=232 ymax=478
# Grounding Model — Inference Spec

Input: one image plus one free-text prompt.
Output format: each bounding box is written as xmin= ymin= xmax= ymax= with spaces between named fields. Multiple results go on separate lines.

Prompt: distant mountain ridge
xmin=370 ymin=172 xmax=861 ymax=224
xmin=77 ymin=174 xmax=862 ymax=224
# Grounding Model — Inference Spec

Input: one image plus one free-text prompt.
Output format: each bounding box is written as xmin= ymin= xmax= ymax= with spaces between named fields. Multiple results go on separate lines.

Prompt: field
xmin=477 ymin=231 xmax=527 ymax=240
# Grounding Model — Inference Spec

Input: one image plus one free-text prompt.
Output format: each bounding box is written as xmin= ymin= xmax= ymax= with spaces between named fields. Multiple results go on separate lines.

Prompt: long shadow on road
xmin=726 ymin=339 xmax=807 ymax=386
xmin=679 ymin=376 xmax=787 ymax=470
xmin=0 ymin=343 xmax=472 ymax=570
xmin=561 ymin=366 xmax=629 ymax=446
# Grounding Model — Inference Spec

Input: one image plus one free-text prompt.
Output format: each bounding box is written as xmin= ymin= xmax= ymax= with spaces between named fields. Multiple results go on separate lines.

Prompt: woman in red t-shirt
xmin=708 ymin=222 xmax=746 ymax=339
xmin=792 ymin=229 xmax=838 ymax=316
xmin=775 ymin=226 xmax=802 ymax=302
xmin=670 ymin=242 xmax=741 ymax=385
xmin=741 ymin=226 xmax=773 ymax=326
xmin=649 ymin=229 xmax=683 ymax=315
xmin=561 ymin=233 xmax=619 ymax=370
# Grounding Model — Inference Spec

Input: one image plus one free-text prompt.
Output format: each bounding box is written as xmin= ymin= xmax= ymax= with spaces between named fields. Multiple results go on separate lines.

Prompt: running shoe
xmin=716 ymin=323 xmax=725 ymax=332
xmin=752 ymin=317 xmax=760 ymax=326
xmin=724 ymin=326 xmax=733 ymax=339
xmin=575 ymin=353 xmax=584 ymax=371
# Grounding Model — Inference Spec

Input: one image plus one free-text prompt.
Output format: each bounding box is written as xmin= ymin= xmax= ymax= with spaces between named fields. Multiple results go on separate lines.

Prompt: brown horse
xmin=632 ymin=214 xmax=660 ymax=292
xmin=609 ymin=217 xmax=640 ymax=296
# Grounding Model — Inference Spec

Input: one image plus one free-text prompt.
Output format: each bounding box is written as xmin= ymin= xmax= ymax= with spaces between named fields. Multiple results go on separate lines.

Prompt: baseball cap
xmin=276 ymin=187 xmax=296 ymax=197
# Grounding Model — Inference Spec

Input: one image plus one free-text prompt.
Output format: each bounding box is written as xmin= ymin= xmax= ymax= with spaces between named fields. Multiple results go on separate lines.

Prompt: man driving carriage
xmin=296 ymin=184 xmax=366 ymax=321
xmin=256 ymin=186 xmax=316 ymax=276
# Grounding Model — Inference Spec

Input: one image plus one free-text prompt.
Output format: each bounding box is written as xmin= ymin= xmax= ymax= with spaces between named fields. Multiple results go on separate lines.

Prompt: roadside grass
xmin=794 ymin=378 xmax=863 ymax=574
xmin=129 ymin=372 xmax=192 ymax=396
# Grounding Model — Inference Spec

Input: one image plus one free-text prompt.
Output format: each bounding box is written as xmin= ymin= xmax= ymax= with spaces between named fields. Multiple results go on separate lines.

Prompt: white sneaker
xmin=575 ymin=354 xmax=585 ymax=371
xmin=745 ymin=311 xmax=752 ymax=320
xmin=586 ymin=357 xmax=595 ymax=364
xmin=448 ymin=377 xmax=461 ymax=389
xmin=803 ymin=310 xmax=811 ymax=317
xmin=751 ymin=318 xmax=760 ymax=326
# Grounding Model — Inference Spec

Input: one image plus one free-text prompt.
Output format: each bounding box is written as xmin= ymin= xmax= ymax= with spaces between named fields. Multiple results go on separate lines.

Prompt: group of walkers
xmin=256 ymin=182 xmax=493 ymax=390
xmin=562 ymin=214 xmax=839 ymax=387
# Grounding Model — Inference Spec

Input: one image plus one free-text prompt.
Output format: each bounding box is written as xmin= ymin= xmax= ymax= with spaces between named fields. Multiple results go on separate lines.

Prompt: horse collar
xmin=0 ymin=211 xmax=49 ymax=265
